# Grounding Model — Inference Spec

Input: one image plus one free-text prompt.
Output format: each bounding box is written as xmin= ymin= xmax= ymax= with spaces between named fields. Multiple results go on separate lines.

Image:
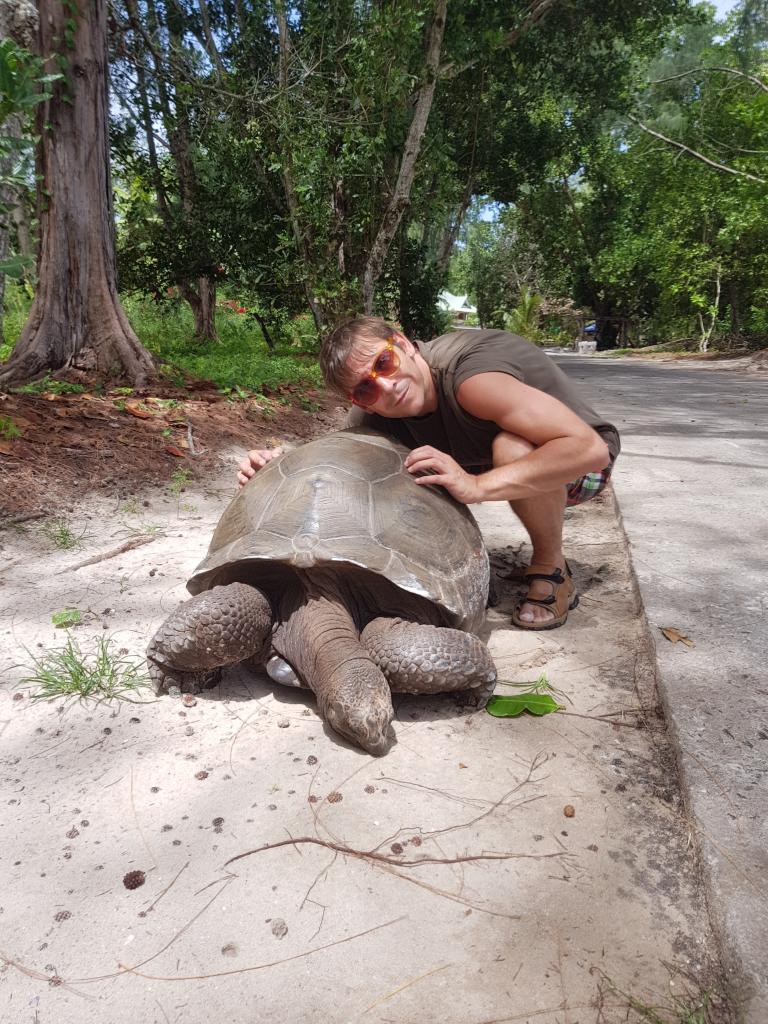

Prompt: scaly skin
xmin=147 ymin=582 xmax=273 ymax=695
xmin=360 ymin=617 xmax=497 ymax=702
xmin=271 ymin=590 xmax=395 ymax=756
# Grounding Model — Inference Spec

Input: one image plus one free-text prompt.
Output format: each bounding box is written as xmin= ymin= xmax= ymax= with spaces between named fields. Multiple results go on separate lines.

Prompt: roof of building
xmin=438 ymin=290 xmax=477 ymax=314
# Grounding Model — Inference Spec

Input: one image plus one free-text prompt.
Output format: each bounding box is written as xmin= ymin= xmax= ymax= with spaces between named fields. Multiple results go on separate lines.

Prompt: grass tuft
xmin=41 ymin=518 xmax=86 ymax=550
xmin=51 ymin=608 xmax=83 ymax=629
xmin=23 ymin=636 xmax=151 ymax=703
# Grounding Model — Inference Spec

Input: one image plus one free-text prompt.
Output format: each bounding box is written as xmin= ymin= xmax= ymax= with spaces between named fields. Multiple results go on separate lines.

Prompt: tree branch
xmin=649 ymin=65 xmax=768 ymax=94
xmin=362 ymin=0 xmax=448 ymax=312
xmin=628 ymin=116 xmax=766 ymax=185
xmin=438 ymin=0 xmax=559 ymax=79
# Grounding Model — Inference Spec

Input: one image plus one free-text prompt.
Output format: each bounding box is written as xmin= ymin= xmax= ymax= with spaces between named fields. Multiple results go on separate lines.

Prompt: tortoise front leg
xmin=147 ymin=582 xmax=273 ymax=695
xmin=360 ymin=617 xmax=497 ymax=706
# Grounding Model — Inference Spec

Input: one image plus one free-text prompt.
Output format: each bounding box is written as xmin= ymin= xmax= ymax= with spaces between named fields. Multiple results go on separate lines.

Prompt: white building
xmin=438 ymin=290 xmax=477 ymax=323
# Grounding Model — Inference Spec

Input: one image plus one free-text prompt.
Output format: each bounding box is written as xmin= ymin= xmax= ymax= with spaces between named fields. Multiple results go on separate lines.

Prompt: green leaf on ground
xmin=51 ymin=608 xmax=82 ymax=628
xmin=485 ymin=693 xmax=564 ymax=718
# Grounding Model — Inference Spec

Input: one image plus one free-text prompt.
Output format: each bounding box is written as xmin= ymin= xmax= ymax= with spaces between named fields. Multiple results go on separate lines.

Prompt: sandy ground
xmin=0 ymin=453 xmax=732 ymax=1023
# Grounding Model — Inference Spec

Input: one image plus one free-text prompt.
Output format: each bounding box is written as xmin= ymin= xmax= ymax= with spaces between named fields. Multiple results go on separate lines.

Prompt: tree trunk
xmin=0 ymin=0 xmax=155 ymax=388
xmin=362 ymin=0 xmax=448 ymax=313
xmin=728 ymin=280 xmax=743 ymax=337
xmin=275 ymin=5 xmax=324 ymax=335
xmin=434 ymin=177 xmax=475 ymax=280
xmin=180 ymin=277 xmax=218 ymax=341
xmin=0 ymin=0 xmax=37 ymax=346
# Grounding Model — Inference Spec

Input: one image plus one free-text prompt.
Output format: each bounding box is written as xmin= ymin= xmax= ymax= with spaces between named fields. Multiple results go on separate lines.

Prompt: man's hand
xmin=237 ymin=447 xmax=283 ymax=487
xmin=404 ymin=446 xmax=483 ymax=504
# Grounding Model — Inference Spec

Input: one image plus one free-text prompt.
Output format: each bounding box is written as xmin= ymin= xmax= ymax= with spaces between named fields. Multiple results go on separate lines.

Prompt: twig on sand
xmin=57 ymin=535 xmax=157 ymax=574
xmin=142 ymin=861 xmax=189 ymax=915
xmin=361 ymin=962 xmax=451 ymax=1015
xmin=118 ymin=915 xmax=406 ymax=982
xmin=0 ymin=949 xmax=93 ymax=999
xmin=186 ymin=422 xmax=207 ymax=456
xmin=225 ymin=834 xmax=563 ymax=870
xmin=0 ymin=511 xmax=46 ymax=527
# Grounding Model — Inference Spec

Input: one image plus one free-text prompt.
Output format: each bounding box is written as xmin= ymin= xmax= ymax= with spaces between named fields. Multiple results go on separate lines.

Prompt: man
xmin=238 ymin=317 xmax=620 ymax=630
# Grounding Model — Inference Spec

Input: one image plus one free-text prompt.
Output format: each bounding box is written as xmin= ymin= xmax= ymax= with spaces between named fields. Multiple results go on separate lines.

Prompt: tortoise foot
xmin=147 ymin=582 xmax=272 ymax=697
xmin=361 ymin=617 xmax=497 ymax=696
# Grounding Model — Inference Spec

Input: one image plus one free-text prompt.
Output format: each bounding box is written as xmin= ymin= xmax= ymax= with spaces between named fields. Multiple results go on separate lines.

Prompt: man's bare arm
xmin=404 ymin=373 xmax=608 ymax=503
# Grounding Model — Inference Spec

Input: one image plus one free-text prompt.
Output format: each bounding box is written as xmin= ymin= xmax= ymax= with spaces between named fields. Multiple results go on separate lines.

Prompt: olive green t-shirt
xmin=347 ymin=328 xmax=620 ymax=471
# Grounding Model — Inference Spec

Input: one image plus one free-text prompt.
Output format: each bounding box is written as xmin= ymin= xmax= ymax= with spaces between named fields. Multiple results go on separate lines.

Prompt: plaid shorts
xmin=566 ymin=454 xmax=616 ymax=507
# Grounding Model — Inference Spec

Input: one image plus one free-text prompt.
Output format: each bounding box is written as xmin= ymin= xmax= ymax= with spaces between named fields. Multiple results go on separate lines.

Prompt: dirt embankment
xmin=0 ymin=378 xmax=346 ymax=518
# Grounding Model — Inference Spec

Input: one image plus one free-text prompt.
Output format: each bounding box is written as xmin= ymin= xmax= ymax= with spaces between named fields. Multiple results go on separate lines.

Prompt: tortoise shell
xmin=187 ymin=429 xmax=489 ymax=633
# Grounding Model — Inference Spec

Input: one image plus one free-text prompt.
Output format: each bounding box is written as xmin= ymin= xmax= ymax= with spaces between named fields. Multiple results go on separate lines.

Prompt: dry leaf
xmin=660 ymin=626 xmax=694 ymax=648
xmin=125 ymin=402 xmax=153 ymax=420
xmin=164 ymin=445 xmax=186 ymax=458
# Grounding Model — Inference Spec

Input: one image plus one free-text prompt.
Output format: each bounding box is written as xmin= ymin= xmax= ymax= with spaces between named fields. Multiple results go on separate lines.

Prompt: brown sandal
xmin=510 ymin=562 xmax=579 ymax=631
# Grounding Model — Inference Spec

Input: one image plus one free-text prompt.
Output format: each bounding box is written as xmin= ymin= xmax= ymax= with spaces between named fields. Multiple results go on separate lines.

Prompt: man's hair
xmin=319 ymin=316 xmax=398 ymax=393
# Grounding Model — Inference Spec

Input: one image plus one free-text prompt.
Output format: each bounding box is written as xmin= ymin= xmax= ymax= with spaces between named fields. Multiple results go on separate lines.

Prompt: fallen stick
xmin=57 ymin=534 xmax=158 ymax=574
xmin=0 ymin=512 xmax=46 ymax=528
xmin=225 ymin=835 xmax=563 ymax=869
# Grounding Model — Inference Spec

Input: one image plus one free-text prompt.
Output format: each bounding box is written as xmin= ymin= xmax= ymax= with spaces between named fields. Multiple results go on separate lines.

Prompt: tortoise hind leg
xmin=360 ymin=617 xmax=497 ymax=706
xmin=147 ymin=582 xmax=273 ymax=695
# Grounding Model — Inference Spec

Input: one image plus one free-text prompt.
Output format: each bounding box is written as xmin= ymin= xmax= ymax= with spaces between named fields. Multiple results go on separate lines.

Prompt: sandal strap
xmin=524 ymin=562 xmax=571 ymax=584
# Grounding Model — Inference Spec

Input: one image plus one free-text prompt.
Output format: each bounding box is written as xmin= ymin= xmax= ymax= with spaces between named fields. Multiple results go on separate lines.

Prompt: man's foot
xmin=511 ymin=563 xmax=578 ymax=630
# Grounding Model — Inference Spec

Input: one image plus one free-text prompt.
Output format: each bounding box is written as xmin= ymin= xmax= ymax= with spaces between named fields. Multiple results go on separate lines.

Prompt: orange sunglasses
xmin=347 ymin=337 xmax=402 ymax=407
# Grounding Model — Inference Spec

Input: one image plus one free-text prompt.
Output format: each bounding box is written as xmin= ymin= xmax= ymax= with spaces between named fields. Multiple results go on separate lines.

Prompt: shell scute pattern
xmin=188 ymin=430 xmax=488 ymax=631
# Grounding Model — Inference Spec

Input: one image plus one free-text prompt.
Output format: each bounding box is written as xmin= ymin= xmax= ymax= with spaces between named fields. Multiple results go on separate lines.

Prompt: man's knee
xmin=492 ymin=431 xmax=535 ymax=467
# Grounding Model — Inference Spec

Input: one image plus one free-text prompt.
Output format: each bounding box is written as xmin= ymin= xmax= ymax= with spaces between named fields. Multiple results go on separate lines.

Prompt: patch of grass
xmin=51 ymin=608 xmax=83 ymax=629
xmin=23 ymin=636 xmax=151 ymax=703
xmin=14 ymin=374 xmax=86 ymax=396
xmin=0 ymin=281 xmax=32 ymax=360
xmin=0 ymin=415 xmax=23 ymax=440
xmin=169 ymin=466 xmax=192 ymax=496
xmin=500 ymin=671 xmax=571 ymax=706
xmin=299 ymin=396 xmax=321 ymax=413
xmin=41 ymin=517 xmax=85 ymax=550
xmin=122 ymin=294 xmax=323 ymax=394
xmin=597 ymin=969 xmax=718 ymax=1024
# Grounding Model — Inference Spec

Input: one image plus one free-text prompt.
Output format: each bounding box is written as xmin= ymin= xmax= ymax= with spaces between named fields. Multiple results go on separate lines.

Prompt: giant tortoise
xmin=147 ymin=429 xmax=497 ymax=754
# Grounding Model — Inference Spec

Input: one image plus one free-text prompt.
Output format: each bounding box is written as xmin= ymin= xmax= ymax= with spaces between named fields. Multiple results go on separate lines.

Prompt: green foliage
xmin=0 ymin=41 xmax=60 ymax=283
xmin=51 ymin=608 xmax=83 ymax=629
xmin=41 ymin=518 xmax=83 ymax=550
xmin=499 ymin=4 xmax=768 ymax=350
xmin=169 ymin=466 xmax=192 ymax=497
xmin=14 ymin=375 xmax=86 ymax=395
xmin=486 ymin=692 xmax=563 ymax=717
xmin=503 ymin=286 xmax=544 ymax=340
xmin=487 ymin=672 xmax=569 ymax=718
xmin=23 ymin=636 xmax=150 ymax=703
xmin=122 ymin=295 xmax=323 ymax=393
xmin=0 ymin=415 xmax=22 ymax=440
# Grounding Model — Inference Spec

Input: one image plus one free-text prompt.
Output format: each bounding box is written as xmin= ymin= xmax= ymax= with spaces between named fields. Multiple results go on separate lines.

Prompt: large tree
xmin=0 ymin=0 xmax=155 ymax=387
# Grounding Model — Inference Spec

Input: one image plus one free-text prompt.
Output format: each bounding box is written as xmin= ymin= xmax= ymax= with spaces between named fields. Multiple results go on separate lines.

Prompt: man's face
xmin=344 ymin=334 xmax=428 ymax=417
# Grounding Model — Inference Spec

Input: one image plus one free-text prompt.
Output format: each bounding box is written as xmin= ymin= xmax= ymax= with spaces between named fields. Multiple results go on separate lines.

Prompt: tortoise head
xmin=323 ymin=695 xmax=396 ymax=756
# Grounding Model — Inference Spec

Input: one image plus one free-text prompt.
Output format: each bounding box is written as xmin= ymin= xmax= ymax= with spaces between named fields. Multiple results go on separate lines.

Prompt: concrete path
xmin=0 ymin=444 xmax=728 ymax=1023
xmin=557 ymin=354 xmax=768 ymax=1023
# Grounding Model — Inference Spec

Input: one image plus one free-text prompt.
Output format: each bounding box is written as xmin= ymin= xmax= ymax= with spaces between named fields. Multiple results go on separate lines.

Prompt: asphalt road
xmin=556 ymin=353 xmax=768 ymax=1023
